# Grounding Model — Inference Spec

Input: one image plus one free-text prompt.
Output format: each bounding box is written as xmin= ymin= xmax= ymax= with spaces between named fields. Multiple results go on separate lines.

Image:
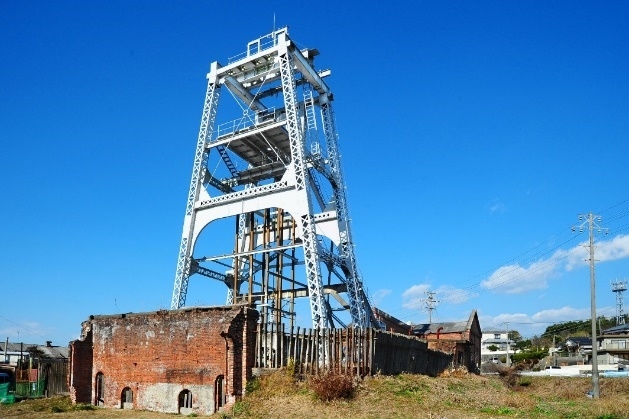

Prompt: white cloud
xmin=596 ymin=234 xmax=629 ymax=262
xmin=401 ymin=283 xmax=477 ymax=310
xmin=401 ymin=284 xmax=431 ymax=310
xmin=481 ymin=234 xmax=629 ymax=294
xmin=439 ymin=285 xmax=479 ymax=304
xmin=371 ymin=289 xmax=392 ymax=305
xmin=480 ymin=258 xmax=558 ymax=294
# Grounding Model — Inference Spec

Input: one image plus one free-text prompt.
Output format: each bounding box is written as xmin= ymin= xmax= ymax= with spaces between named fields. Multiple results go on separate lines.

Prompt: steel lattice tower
xmin=171 ymin=28 xmax=376 ymax=329
xmin=612 ymin=280 xmax=627 ymax=325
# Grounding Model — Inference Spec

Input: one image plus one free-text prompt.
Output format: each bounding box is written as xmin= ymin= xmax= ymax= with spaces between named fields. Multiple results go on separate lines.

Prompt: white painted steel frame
xmin=171 ymin=66 xmax=220 ymax=310
xmin=170 ymin=28 xmax=374 ymax=329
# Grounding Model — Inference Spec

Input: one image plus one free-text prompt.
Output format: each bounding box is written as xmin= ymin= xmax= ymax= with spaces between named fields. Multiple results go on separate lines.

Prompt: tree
xmin=514 ymin=339 xmax=531 ymax=351
xmin=541 ymin=316 xmax=617 ymax=339
xmin=509 ymin=330 xmax=523 ymax=343
xmin=487 ymin=344 xmax=499 ymax=352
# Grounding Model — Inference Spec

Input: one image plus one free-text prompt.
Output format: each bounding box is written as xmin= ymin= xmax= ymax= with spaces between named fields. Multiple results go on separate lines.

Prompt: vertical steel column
xmin=171 ymin=64 xmax=221 ymax=309
xmin=277 ymin=34 xmax=328 ymax=329
xmin=320 ymin=96 xmax=369 ymax=327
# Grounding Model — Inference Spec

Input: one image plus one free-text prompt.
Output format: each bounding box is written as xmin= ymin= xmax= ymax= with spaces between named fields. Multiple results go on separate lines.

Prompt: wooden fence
xmin=254 ymin=324 xmax=453 ymax=377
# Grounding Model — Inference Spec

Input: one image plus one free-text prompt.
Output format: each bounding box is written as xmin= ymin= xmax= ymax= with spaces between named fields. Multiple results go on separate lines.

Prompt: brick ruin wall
xmin=69 ymin=305 xmax=258 ymax=415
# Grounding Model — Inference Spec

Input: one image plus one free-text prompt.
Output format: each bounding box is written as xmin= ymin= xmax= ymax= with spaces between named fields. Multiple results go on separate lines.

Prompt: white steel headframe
xmin=170 ymin=28 xmax=375 ymax=329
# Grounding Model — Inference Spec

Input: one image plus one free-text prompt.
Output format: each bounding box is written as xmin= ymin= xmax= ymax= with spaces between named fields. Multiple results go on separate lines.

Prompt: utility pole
xmin=424 ymin=291 xmax=439 ymax=323
xmin=573 ymin=212 xmax=608 ymax=399
xmin=503 ymin=322 xmax=510 ymax=366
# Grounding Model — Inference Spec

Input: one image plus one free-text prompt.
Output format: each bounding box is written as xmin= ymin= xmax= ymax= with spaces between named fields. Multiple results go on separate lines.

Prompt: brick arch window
xmin=94 ymin=372 xmax=104 ymax=406
xmin=121 ymin=387 xmax=133 ymax=409
xmin=178 ymin=389 xmax=193 ymax=413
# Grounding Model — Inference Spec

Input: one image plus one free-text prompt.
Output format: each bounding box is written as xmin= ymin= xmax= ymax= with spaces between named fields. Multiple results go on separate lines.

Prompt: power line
xmin=381 ymin=198 xmax=629 ymax=324
xmin=0 ymin=314 xmax=50 ymax=342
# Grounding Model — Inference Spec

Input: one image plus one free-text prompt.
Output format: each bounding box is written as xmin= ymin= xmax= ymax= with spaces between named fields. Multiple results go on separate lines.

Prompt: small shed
xmin=412 ymin=310 xmax=482 ymax=373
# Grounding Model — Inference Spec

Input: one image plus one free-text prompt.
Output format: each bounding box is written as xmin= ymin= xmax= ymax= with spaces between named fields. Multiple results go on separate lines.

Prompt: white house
xmin=481 ymin=330 xmax=514 ymax=364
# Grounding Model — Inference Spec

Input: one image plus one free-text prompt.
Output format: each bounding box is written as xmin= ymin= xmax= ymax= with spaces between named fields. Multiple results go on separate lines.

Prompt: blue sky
xmin=2 ymin=1 xmax=629 ymax=345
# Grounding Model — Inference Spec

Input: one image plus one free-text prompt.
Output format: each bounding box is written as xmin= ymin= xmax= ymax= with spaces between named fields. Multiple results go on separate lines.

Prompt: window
xmin=179 ymin=389 xmax=193 ymax=412
xmin=494 ymin=334 xmax=501 ymax=339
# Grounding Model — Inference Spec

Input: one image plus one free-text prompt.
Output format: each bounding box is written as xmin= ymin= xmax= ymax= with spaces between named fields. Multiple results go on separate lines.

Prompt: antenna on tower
xmin=612 ymin=279 xmax=627 ymax=325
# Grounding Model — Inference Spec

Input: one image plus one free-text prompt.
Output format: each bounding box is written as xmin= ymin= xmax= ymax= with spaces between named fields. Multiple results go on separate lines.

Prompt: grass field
xmin=1 ymin=370 xmax=628 ymax=418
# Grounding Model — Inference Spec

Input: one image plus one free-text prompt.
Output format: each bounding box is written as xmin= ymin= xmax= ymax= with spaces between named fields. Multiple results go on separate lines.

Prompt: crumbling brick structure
xmin=68 ymin=305 xmax=258 ymax=415
xmin=412 ymin=310 xmax=482 ymax=373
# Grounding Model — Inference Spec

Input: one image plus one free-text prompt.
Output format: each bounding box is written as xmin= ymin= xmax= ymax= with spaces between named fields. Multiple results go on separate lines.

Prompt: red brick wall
xmin=69 ymin=305 xmax=258 ymax=415
xmin=68 ymin=324 xmax=93 ymax=404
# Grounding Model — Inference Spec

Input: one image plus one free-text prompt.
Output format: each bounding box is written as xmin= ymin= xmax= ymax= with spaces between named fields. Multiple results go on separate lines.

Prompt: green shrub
xmin=245 ymin=377 xmax=260 ymax=393
xmin=232 ymin=400 xmax=250 ymax=416
xmin=286 ymin=357 xmax=300 ymax=377
xmin=511 ymin=350 xmax=548 ymax=363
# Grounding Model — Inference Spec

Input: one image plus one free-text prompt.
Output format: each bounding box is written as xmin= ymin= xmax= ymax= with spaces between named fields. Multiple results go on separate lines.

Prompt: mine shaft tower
xmin=171 ymin=28 xmax=376 ymax=329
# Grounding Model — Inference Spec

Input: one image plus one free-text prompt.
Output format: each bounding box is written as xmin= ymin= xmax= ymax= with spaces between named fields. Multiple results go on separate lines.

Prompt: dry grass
xmin=0 ymin=396 xmax=180 ymax=418
xmin=308 ymin=372 xmax=356 ymax=402
xmin=232 ymin=370 xmax=629 ymax=419
xmin=2 ymin=371 xmax=629 ymax=418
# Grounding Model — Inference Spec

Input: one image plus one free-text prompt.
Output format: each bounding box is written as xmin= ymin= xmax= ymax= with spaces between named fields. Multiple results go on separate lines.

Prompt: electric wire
xmin=381 ymin=198 xmax=629 ymax=330
xmin=0 ymin=314 xmax=50 ymax=342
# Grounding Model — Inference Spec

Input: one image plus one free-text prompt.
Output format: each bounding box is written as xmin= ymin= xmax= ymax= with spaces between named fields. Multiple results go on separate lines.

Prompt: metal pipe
xmin=436 ymin=327 xmax=443 ymax=340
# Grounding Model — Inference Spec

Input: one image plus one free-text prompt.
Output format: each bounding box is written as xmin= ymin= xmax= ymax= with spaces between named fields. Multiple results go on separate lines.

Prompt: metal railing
xmin=213 ymin=108 xmax=284 ymax=140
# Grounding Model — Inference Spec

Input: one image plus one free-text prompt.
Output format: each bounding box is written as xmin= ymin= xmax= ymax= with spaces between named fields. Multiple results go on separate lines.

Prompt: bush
xmin=245 ymin=377 xmax=260 ymax=393
xmin=511 ymin=350 xmax=548 ymax=363
xmin=496 ymin=366 xmax=520 ymax=388
xmin=309 ymin=372 xmax=356 ymax=402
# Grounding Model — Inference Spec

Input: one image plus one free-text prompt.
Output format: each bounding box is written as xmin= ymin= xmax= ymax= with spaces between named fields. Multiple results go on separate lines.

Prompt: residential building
xmin=597 ymin=324 xmax=629 ymax=367
xmin=0 ymin=341 xmax=68 ymax=397
xmin=480 ymin=330 xmax=514 ymax=365
xmin=564 ymin=337 xmax=592 ymax=355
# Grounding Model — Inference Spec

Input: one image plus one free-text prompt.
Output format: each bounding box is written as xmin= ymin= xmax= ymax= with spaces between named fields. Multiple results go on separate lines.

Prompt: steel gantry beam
xmin=170 ymin=27 xmax=376 ymax=330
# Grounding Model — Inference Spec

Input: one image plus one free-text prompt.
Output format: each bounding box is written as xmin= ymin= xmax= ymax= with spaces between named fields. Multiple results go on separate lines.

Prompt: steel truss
xmin=171 ymin=28 xmax=376 ymax=329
